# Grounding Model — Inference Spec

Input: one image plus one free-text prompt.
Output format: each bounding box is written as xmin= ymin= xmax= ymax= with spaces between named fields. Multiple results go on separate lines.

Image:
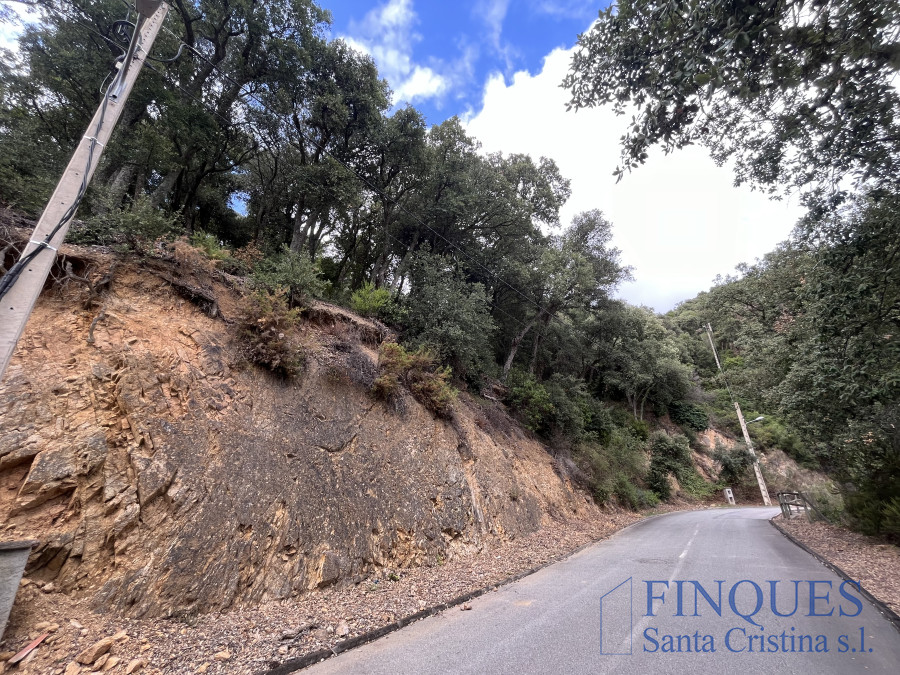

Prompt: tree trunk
xmin=150 ymin=167 xmax=182 ymax=208
xmin=290 ymin=207 xmax=317 ymax=254
xmin=390 ymin=230 xmax=420 ymax=292
xmin=501 ymin=310 xmax=544 ymax=383
xmin=104 ymin=164 xmax=136 ymax=211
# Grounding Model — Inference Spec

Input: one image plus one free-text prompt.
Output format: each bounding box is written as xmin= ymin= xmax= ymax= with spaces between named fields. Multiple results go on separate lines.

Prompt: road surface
xmin=304 ymin=508 xmax=900 ymax=674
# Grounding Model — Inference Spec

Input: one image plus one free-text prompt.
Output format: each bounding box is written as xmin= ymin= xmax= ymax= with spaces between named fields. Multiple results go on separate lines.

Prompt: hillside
xmin=0 ymin=222 xmax=840 ymax=673
xmin=0 ymin=230 xmax=602 ymax=622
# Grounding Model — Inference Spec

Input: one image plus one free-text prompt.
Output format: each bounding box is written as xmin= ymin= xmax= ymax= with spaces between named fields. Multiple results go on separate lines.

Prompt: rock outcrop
xmin=0 ymin=253 xmax=595 ymax=619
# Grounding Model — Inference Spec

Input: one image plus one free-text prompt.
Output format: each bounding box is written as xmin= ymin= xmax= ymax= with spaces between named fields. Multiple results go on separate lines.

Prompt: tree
xmin=564 ymin=0 xmax=900 ymax=202
xmin=592 ymin=303 xmax=691 ymax=420
xmin=669 ymin=192 xmax=900 ymax=535
xmin=500 ymin=210 xmax=630 ymax=381
xmin=401 ymin=250 xmax=497 ymax=381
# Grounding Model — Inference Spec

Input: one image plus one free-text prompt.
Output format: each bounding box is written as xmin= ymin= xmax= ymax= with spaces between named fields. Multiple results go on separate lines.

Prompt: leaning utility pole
xmin=0 ymin=1 xmax=169 ymax=382
xmin=704 ymin=323 xmax=771 ymax=506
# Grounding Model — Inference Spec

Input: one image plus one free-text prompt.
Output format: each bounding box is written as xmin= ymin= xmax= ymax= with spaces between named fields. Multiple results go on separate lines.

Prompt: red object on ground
xmin=8 ymin=633 xmax=49 ymax=665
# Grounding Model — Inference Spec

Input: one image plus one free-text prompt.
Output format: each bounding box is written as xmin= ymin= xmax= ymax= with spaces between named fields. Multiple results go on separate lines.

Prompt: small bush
xmin=713 ymin=442 xmax=754 ymax=487
xmin=350 ymin=282 xmax=394 ymax=318
xmin=804 ymin=485 xmax=845 ymax=524
xmin=506 ymin=369 xmax=555 ymax=433
xmin=190 ymin=231 xmax=232 ymax=260
xmin=611 ymin=407 xmax=650 ymax=441
xmin=237 ymin=289 xmax=304 ymax=377
xmin=678 ymin=469 xmax=718 ymax=499
xmin=612 ymin=473 xmax=659 ymax=510
xmin=670 ymin=401 xmax=709 ymax=432
xmin=373 ymin=343 xmax=456 ymax=417
xmin=573 ymin=429 xmax=649 ymax=506
xmin=880 ymin=497 xmax=900 ymax=540
xmin=845 ymin=489 xmax=900 ymax=540
xmin=648 ymin=431 xmax=706 ymax=500
xmin=72 ymin=193 xmax=179 ymax=251
xmin=252 ymin=245 xmax=325 ymax=307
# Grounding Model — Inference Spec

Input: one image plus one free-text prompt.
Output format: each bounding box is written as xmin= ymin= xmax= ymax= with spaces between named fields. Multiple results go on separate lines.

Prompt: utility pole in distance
xmin=704 ymin=323 xmax=772 ymax=506
xmin=0 ymin=2 xmax=169 ymax=382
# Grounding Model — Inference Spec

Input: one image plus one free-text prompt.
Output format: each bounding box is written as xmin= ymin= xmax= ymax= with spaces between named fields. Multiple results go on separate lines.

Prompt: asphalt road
xmin=304 ymin=508 xmax=900 ymax=674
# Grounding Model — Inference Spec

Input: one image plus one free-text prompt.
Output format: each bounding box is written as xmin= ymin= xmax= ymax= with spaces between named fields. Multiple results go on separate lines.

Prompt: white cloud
xmin=0 ymin=3 xmax=33 ymax=54
xmin=341 ymin=0 xmax=449 ymax=105
xmin=531 ymin=1 xmax=596 ymax=19
xmin=464 ymin=48 xmax=804 ymax=312
xmin=474 ymin=0 xmax=510 ymax=49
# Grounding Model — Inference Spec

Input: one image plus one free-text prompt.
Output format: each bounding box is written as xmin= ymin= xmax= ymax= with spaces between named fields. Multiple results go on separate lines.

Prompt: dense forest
xmin=0 ymin=1 xmax=897 ymax=537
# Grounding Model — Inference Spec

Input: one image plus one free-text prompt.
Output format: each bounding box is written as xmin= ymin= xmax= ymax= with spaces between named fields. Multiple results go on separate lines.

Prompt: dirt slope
xmin=0 ymin=240 xmax=597 ymax=620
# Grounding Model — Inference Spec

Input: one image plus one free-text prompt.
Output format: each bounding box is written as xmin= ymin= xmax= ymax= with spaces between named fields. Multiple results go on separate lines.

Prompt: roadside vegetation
xmin=1 ymin=1 xmax=896 ymax=536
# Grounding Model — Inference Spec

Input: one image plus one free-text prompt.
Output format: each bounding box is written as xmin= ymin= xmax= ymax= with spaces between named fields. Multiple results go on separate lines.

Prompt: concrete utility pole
xmin=0 ymin=2 xmax=169 ymax=382
xmin=704 ymin=323 xmax=772 ymax=506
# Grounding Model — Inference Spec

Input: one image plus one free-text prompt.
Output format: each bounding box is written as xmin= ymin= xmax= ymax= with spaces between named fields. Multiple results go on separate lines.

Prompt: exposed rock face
xmin=0 ymin=262 xmax=595 ymax=619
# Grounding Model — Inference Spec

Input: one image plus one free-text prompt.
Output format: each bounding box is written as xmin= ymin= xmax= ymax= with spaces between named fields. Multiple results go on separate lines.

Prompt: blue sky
xmin=330 ymin=0 xmax=804 ymax=312
xmin=1 ymin=1 xmax=804 ymax=311
xmin=326 ymin=0 xmax=603 ymax=125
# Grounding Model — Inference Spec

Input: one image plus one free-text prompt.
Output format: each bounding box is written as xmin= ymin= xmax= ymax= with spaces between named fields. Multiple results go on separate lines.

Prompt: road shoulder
xmin=771 ymin=514 xmax=900 ymax=633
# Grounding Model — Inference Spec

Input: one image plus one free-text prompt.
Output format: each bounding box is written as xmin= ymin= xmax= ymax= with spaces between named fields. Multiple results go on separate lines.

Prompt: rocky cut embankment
xmin=0 ymin=233 xmax=598 ymax=619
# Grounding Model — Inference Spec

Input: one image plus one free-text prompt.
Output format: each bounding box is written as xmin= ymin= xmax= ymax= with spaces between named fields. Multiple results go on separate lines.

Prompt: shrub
xmin=350 ymin=282 xmax=394 ymax=318
xmin=611 ymin=407 xmax=650 ymax=441
xmin=190 ymin=231 xmax=232 ymax=260
xmin=373 ymin=343 xmax=456 ymax=417
xmin=678 ymin=469 xmax=718 ymax=499
xmin=584 ymin=400 xmax=615 ymax=444
xmin=612 ymin=473 xmax=659 ymax=510
xmin=804 ymin=485 xmax=845 ymax=524
xmin=648 ymin=431 xmax=705 ymax=500
xmin=880 ymin=497 xmax=900 ymax=541
xmin=646 ymin=465 xmax=673 ymax=501
xmin=237 ymin=289 xmax=304 ymax=377
xmin=572 ymin=427 xmax=649 ymax=506
xmin=71 ymin=193 xmax=179 ymax=251
xmin=669 ymin=401 xmax=709 ymax=431
xmin=252 ymin=245 xmax=325 ymax=307
xmin=506 ymin=369 xmax=555 ymax=433
xmin=402 ymin=251 xmax=496 ymax=380
xmin=712 ymin=442 xmax=754 ymax=487
xmin=233 ymin=242 xmax=265 ymax=270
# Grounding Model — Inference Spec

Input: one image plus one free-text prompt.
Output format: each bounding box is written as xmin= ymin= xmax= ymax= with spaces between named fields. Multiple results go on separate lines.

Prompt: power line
xmin=151 ymin=20 xmax=624 ymax=356
xmin=7 ymin=2 xmax=534 ymax=337
xmin=0 ymin=14 xmax=123 ymax=302
xmin=49 ymin=1 xmax=621 ymax=361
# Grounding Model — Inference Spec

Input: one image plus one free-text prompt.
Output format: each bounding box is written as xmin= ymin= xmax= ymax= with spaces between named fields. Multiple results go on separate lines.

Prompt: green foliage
xmin=880 ymin=498 xmax=900 ymax=541
xmin=712 ymin=443 xmax=754 ymax=488
xmin=350 ymin=282 xmax=393 ymax=319
xmin=669 ymin=401 xmax=708 ymax=432
xmin=252 ymin=245 xmax=325 ymax=306
xmin=610 ymin=407 xmax=649 ymax=441
xmin=237 ymin=290 xmax=304 ymax=377
xmin=803 ymin=486 xmax=846 ymax=525
xmin=592 ymin=304 xmax=691 ymax=421
xmin=402 ymin=252 xmax=496 ymax=380
xmin=506 ymin=369 xmax=555 ymax=433
xmin=565 ymin=0 xmax=900 ymax=201
xmin=648 ymin=431 xmax=703 ymax=501
xmin=678 ymin=470 xmax=717 ymax=500
xmin=572 ymin=423 xmax=651 ymax=508
xmin=190 ymin=231 xmax=232 ymax=260
xmin=70 ymin=194 xmax=179 ymax=251
xmin=612 ymin=473 xmax=659 ymax=511
xmin=372 ymin=343 xmax=456 ymax=417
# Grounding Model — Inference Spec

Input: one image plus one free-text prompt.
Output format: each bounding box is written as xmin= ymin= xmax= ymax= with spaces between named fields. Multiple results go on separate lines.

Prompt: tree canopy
xmin=565 ymin=0 xmax=900 ymax=203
